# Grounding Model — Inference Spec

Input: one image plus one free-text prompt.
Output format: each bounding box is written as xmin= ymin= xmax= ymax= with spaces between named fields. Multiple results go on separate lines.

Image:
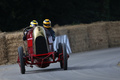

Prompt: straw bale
xmin=0 ymin=58 xmax=8 ymax=65
xmin=0 ymin=33 xmax=8 ymax=65
xmin=7 ymin=44 xmax=22 ymax=56
xmin=105 ymin=22 xmax=120 ymax=47
xmin=0 ymin=51 xmax=7 ymax=58
xmin=87 ymin=23 xmax=108 ymax=50
xmin=56 ymin=27 xmax=69 ymax=36
xmin=8 ymin=55 xmax=18 ymax=64
xmin=67 ymin=25 xmax=89 ymax=53
xmin=6 ymin=40 xmax=23 ymax=56
xmin=5 ymin=32 xmax=23 ymax=64
xmin=7 ymin=50 xmax=18 ymax=56
xmin=6 ymin=42 xmax=23 ymax=48
xmin=6 ymin=39 xmax=23 ymax=44
xmin=5 ymin=32 xmax=23 ymax=39
xmin=0 ymin=33 xmax=6 ymax=46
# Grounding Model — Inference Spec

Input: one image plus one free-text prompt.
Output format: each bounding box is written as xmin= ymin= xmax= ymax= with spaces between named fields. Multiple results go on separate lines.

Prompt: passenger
xmin=43 ymin=19 xmax=55 ymax=41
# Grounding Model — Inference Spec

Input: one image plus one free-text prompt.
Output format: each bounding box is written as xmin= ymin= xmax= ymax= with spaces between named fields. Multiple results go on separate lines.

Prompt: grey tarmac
xmin=0 ymin=47 xmax=120 ymax=80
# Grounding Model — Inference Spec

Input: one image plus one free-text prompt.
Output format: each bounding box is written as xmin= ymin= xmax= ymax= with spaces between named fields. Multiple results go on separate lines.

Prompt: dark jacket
xmin=47 ymin=28 xmax=55 ymax=41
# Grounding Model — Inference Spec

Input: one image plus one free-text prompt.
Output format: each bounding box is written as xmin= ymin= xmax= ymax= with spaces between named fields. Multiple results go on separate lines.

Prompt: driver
xmin=43 ymin=19 xmax=55 ymax=41
xmin=23 ymin=20 xmax=38 ymax=41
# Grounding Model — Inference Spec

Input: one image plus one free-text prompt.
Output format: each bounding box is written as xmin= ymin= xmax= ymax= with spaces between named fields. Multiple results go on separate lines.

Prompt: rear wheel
xmin=18 ymin=46 xmax=25 ymax=74
xmin=63 ymin=43 xmax=67 ymax=70
xmin=58 ymin=43 xmax=68 ymax=70
xmin=58 ymin=43 xmax=63 ymax=68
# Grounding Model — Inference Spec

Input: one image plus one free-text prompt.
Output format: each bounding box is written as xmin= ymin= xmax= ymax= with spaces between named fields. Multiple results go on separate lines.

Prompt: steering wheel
xmin=23 ymin=27 xmax=32 ymax=35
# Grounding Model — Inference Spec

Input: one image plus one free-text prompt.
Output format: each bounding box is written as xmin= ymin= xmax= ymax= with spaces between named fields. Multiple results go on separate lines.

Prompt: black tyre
xmin=58 ymin=43 xmax=63 ymax=68
xmin=58 ymin=43 xmax=68 ymax=70
xmin=18 ymin=46 xmax=25 ymax=74
xmin=63 ymin=43 xmax=67 ymax=70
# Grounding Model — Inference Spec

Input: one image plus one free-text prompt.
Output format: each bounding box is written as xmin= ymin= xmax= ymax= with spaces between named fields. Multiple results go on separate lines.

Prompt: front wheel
xmin=18 ymin=46 xmax=25 ymax=74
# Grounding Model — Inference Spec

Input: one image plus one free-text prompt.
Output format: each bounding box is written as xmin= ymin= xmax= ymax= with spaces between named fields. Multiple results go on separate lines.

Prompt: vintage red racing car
xmin=17 ymin=26 xmax=69 ymax=74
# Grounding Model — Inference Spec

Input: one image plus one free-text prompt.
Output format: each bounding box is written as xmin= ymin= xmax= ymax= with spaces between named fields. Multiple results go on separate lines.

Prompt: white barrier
xmin=53 ymin=35 xmax=72 ymax=54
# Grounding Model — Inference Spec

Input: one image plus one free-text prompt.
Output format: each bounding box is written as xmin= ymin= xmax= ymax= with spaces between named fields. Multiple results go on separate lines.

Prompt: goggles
xmin=31 ymin=24 xmax=38 ymax=27
xmin=44 ymin=24 xmax=50 ymax=26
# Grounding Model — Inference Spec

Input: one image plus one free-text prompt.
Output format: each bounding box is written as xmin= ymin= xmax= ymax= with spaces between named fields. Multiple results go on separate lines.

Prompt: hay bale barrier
xmin=0 ymin=33 xmax=7 ymax=65
xmin=105 ymin=21 xmax=120 ymax=47
xmin=5 ymin=32 xmax=23 ymax=64
xmin=0 ymin=21 xmax=120 ymax=65
xmin=68 ymin=25 xmax=89 ymax=53
xmin=87 ymin=22 xmax=109 ymax=50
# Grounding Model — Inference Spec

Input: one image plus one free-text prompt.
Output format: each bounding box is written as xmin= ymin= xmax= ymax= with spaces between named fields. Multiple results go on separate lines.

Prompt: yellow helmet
xmin=43 ymin=19 xmax=51 ymax=28
xmin=30 ymin=20 xmax=38 ymax=27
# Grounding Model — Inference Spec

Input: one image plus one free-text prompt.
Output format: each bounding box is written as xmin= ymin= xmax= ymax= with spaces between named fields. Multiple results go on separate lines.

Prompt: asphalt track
xmin=0 ymin=47 xmax=120 ymax=80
